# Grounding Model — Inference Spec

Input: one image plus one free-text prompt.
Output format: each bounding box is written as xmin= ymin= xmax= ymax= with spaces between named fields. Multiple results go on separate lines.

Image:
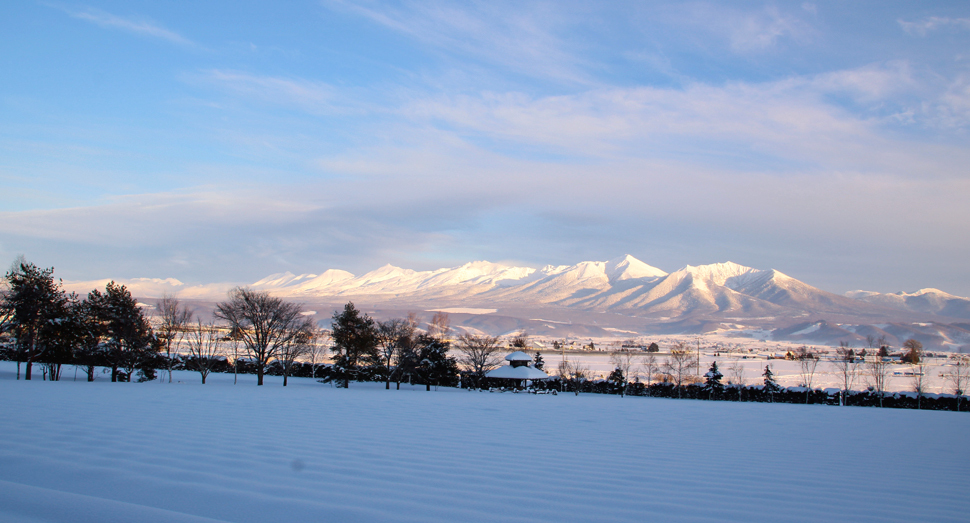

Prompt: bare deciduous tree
xmin=509 ymin=332 xmax=530 ymax=351
xmin=947 ymin=355 xmax=970 ymax=412
xmin=609 ymin=349 xmax=638 ymax=397
xmin=229 ymin=330 xmax=241 ymax=385
xmin=795 ymin=346 xmax=820 ymax=403
xmin=663 ymin=342 xmax=697 ymax=399
xmin=455 ymin=333 xmax=504 ymax=390
xmin=305 ymin=328 xmax=329 ymax=380
xmin=866 ymin=352 xmax=891 ymax=408
xmin=376 ymin=319 xmax=414 ymax=389
xmin=278 ymin=321 xmax=315 ymax=387
xmin=910 ymin=361 xmax=929 ymax=409
xmin=156 ymin=294 xmax=193 ymax=383
xmin=832 ymin=342 xmax=857 ymax=406
xmin=642 ymin=352 xmax=660 ymax=388
xmin=556 ymin=358 xmax=571 ymax=393
xmin=214 ymin=288 xmax=312 ymax=386
xmin=727 ymin=360 xmax=745 ymax=400
xmin=185 ymin=319 xmax=222 ymax=384
xmin=563 ymin=360 xmax=589 ymax=396
xmin=427 ymin=311 xmax=450 ymax=340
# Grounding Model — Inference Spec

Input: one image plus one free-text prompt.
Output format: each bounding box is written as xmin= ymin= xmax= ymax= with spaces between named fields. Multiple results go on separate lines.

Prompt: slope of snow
xmin=287 ymin=268 xmax=356 ymax=294
xmin=604 ymin=254 xmax=667 ymax=283
xmin=353 ymin=264 xmax=420 ymax=287
xmin=484 ymin=260 xmax=614 ymax=304
xmin=676 ymin=261 xmax=760 ymax=287
xmin=416 ymin=261 xmax=535 ymax=288
xmin=847 ymin=288 xmax=970 ymax=319
xmin=252 ymin=271 xmax=317 ymax=288
xmin=845 ymin=290 xmax=882 ymax=300
xmin=1 ymin=363 xmax=967 ymax=523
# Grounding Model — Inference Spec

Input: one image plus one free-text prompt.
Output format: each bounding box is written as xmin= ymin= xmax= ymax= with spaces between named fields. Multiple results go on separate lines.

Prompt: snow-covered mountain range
xmin=242 ymin=255 xmax=928 ymax=320
xmin=63 ymin=255 xmax=970 ymax=350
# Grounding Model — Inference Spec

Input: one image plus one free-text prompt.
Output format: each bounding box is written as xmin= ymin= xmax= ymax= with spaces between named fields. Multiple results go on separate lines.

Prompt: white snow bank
xmin=0 ymin=362 xmax=967 ymax=523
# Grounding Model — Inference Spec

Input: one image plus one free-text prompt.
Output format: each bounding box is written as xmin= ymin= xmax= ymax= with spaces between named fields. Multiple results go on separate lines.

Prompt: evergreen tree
xmin=4 ymin=260 xmax=69 ymax=380
xmin=74 ymin=297 xmax=108 ymax=381
xmin=330 ymin=302 xmax=379 ymax=388
xmin=38 ymin=293 xmax=86 ymax=381
xmin=703 ymin=361 xmax=724 ymax=399
xmin=607 ymin=367 xmax=625 ymax=395
xmin=533 ymin=351 xmax=544 ymax=370
xmin=763 ymin=365 xmax=779 ymax=402
xmin=414 ymin=333 xmax=458 ymax=391
xmin=87 ymin=282 xmax=157 ymax=382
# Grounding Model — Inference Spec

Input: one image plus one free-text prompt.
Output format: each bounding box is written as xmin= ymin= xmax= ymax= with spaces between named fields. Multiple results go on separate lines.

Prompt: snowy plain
xmin=1 ymin=361 xmax=968 ymax=523
xmin=543 ymin=350 xmax=960 ymax=394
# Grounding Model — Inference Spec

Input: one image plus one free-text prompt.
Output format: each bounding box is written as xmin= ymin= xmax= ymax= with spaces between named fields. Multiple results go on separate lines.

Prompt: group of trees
xmin=0 ymin=259 xmax=159 ymax=382
xmin=544 ymin=339 xmax=969 ymax=412
xmin=327 ymin=303 xmax=459 ymax=390
xmin=214 ymin=288 xmax=318 ymax=386
xmin=0 ymin=259 xmax=325 ymax=386
xmin=0 ymin=260 xmax=461 ymax=389
xmin=6 ymin=259 xmax=968 ymax=409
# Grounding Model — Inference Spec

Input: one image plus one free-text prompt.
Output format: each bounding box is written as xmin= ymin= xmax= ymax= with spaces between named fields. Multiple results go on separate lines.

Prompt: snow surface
xmin=1 ymin=361 xmax=967 ymax=523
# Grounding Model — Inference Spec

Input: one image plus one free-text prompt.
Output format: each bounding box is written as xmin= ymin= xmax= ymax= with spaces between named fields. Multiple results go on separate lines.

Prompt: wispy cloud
xmin=393 ymin=63 xmax=969 ymax=176
xmin=62 ymin=6 xmax=195 ymax=46
xmin=899 ymin=16 xmax=970 ymax=36
xmin=324 ymin=0 xmax=592 ymax=84
xmin=682 ymin=3 xmax=815 ymax=53
xmin=189 ymin=69 xmax=391 ymax=120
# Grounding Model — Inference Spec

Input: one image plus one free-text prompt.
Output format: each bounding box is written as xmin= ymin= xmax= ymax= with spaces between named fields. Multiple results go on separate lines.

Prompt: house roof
xmin=486 ymin=365 xmax=550 ymax=380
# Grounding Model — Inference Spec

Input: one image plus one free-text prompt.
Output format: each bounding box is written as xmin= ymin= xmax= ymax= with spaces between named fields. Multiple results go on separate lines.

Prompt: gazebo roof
xmin=486 ymin=365 xmax=550 ymax=380
xmin=505 ymin=351 xmax=533 ymax=361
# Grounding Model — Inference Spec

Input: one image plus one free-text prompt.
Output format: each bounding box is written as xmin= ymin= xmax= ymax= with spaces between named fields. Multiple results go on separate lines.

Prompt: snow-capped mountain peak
xmin=252 ymin=271 xmax=316 ymax=288
xmin=671 ymin=261 xmax=760 ymax=287
xmin=605 ymin=254 xmax=667 ymax=283
xmin=356 ymin=264 xmax=417 ymax=285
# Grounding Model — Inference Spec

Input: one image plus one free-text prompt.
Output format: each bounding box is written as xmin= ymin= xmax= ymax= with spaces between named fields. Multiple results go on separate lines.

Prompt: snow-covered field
xmin=1 ymin=361 xmax=967 ymax=523
xmin=548 ymin=351 xmax=960 ymax=393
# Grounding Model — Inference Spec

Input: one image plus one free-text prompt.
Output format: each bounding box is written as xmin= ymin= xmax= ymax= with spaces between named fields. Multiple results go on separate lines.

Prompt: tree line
xmin=0 ymin=258 xmax=473 ymax=389
xmin=541 ymin=342 xmax=970 ymax=412
xmin=5 ymin=257 xmax=966 ymax=411
xmin=0 ymin=259 xmax=158 ymax=382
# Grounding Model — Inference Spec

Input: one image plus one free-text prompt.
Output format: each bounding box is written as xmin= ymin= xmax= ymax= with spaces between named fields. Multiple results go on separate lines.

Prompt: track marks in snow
xmin=0 ymin=368 xmax=968 ymax=522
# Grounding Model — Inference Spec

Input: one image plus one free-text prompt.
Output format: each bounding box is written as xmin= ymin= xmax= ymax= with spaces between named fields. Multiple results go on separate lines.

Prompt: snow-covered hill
xmin=62 ymin=255 xmax=970 ymax=349
xmin=846 ymin=288 xmax=970 ymax=319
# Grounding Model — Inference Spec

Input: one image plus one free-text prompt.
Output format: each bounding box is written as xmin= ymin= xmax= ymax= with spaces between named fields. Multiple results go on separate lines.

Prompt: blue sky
xmin=2 ymin=1 xmax=969 ymax=295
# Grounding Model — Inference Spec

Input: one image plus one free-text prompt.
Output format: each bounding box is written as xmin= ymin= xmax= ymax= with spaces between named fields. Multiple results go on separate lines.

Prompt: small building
xmin=486 ymin=351 xmax=549 ymax=387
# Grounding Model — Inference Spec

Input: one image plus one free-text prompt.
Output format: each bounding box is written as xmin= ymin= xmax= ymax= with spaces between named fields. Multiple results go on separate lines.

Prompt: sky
xmin=2 ymin=1 xmax=969 ymax=296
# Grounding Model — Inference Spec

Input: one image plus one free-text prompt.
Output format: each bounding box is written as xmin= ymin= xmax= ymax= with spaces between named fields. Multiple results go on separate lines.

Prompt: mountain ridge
xmin=60 ymin=256 xmax=970 ymax=350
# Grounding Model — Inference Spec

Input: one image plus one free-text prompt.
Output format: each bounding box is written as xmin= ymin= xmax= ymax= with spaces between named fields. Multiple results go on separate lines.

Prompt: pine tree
xmin=38 ymin=293 xmax=86 ymax=381
xmin=533 ymin=351 xmax=544 ymax=370
xmin=414 ymin=334 xmax=458 ymax=391
xmin=703 ymin=361 xmax=724 ymax=400
xmin=330 ymin=302 xmax=379 ymax=388
xmin=4 ymin=260 xmax=69 ymax=380
xmin=607 ymin=367 xmax=625 ymax=395
xmin=763 ymin=365 xmax=779 ymax=402
xmin=87 ymin=282 xmax=157 ymax=382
